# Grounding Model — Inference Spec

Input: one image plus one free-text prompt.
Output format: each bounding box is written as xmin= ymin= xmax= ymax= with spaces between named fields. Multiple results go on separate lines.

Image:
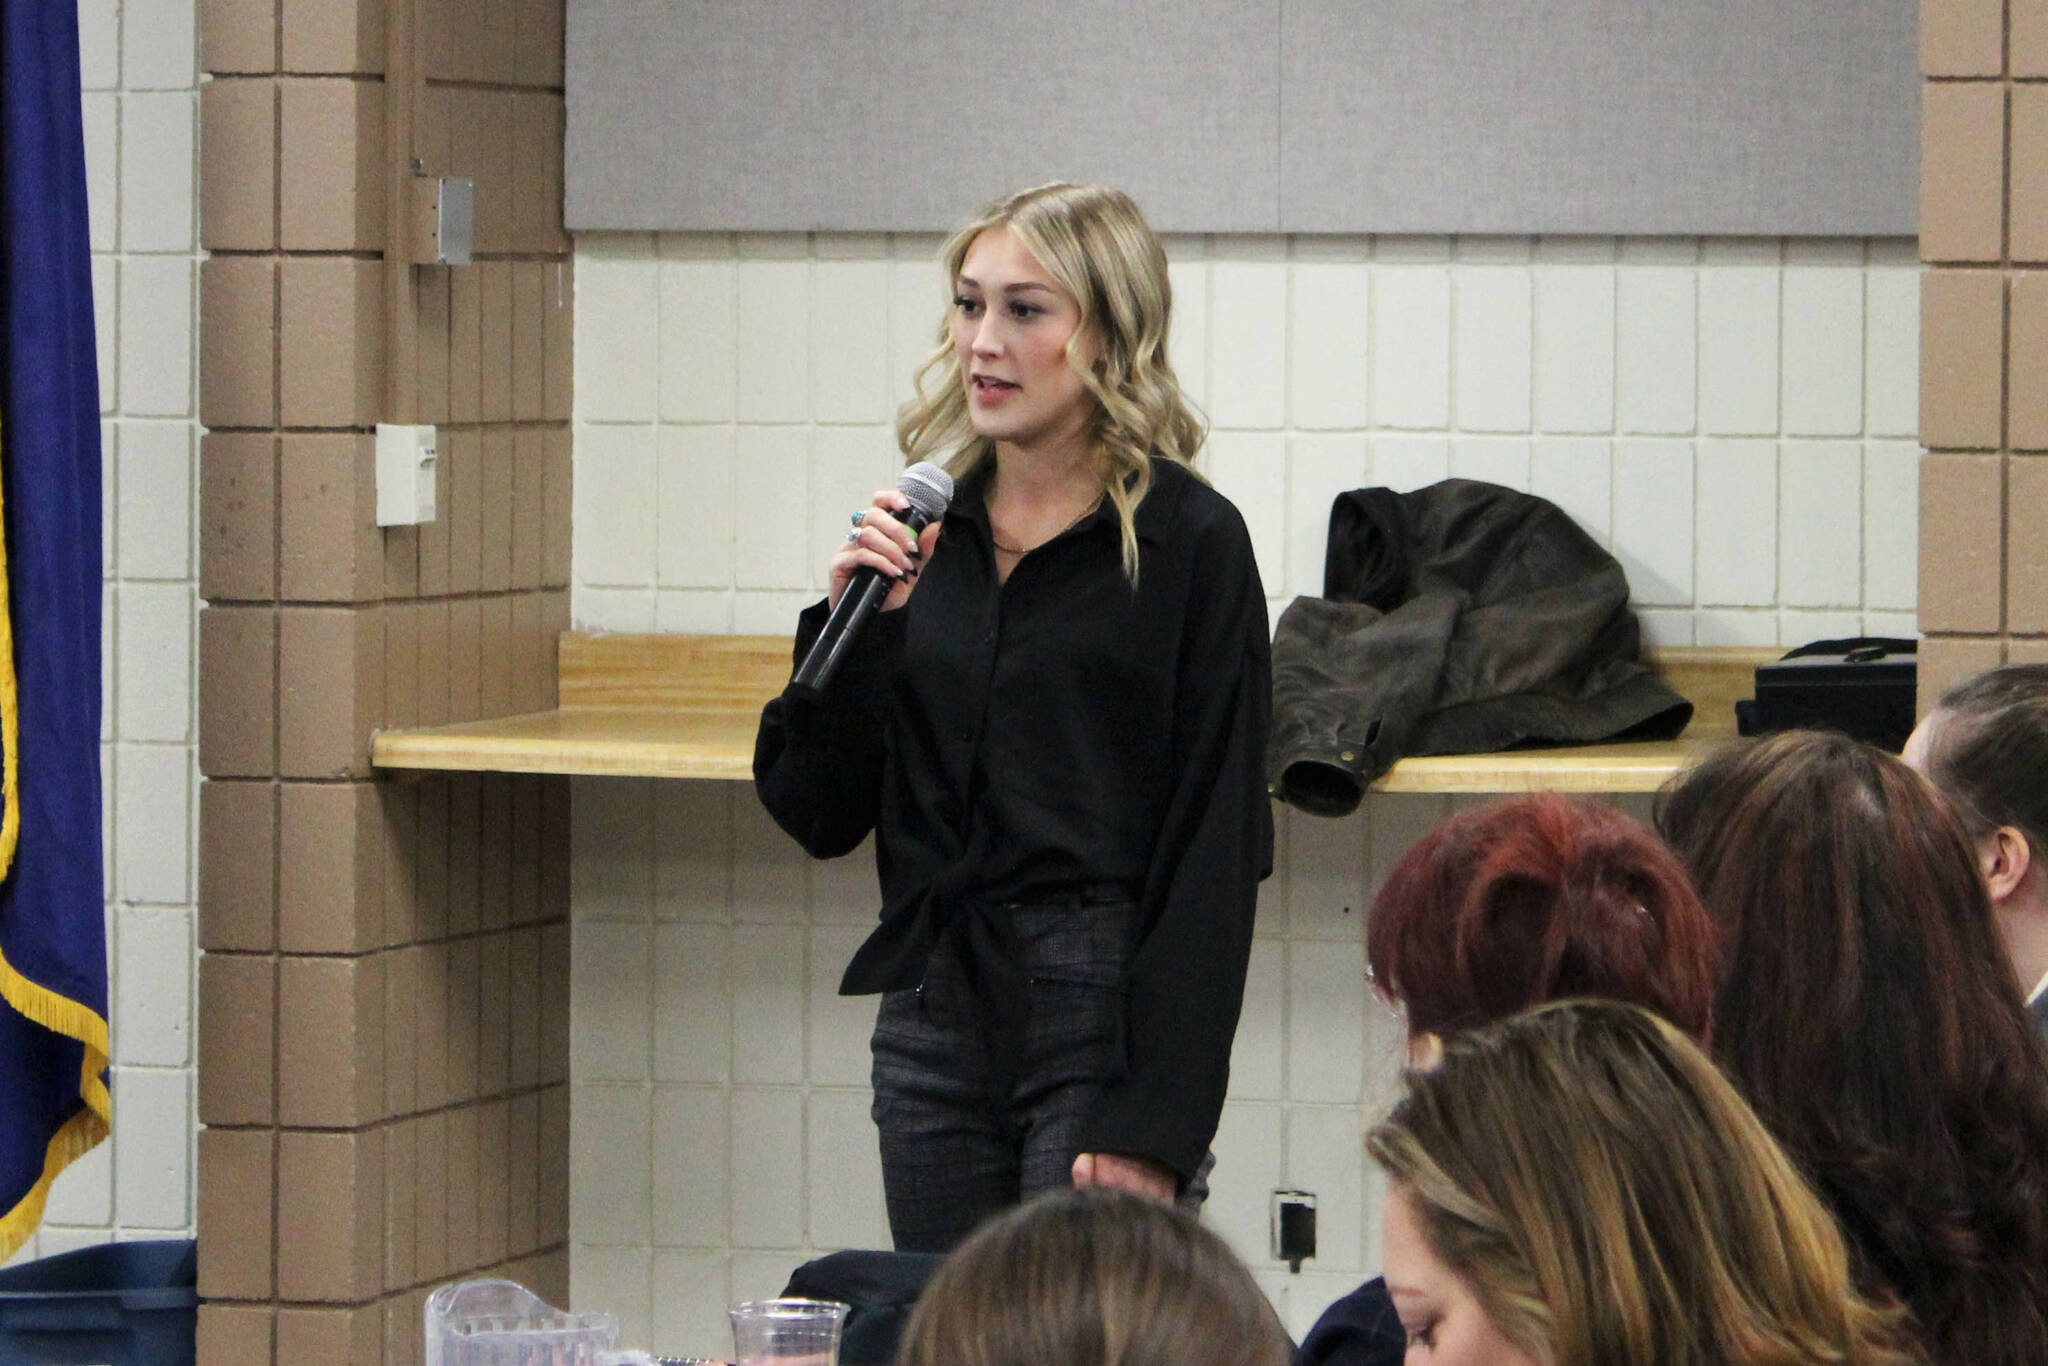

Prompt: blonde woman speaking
xmin=755 ymin=184 xmax=1271 ymax=1252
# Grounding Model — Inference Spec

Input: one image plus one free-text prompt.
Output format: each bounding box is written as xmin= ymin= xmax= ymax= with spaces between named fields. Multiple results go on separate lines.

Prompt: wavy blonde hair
xmin=1368 ymin=1000 xmax=1925 ymax=1366
xmin=895 ymin=183 xmax=1206 ymax=582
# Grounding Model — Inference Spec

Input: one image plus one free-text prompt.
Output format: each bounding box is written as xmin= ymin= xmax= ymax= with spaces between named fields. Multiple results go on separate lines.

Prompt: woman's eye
xmin=953 ymin=294 xmax=981 ymax=316
xmin=1404 ymin=1322 xmax=1436 ymax=1349
xmin=1007 ymin=301 xmax=1041 ymax=320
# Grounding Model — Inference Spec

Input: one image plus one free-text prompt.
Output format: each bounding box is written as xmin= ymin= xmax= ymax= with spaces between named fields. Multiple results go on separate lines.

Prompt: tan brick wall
xmin=1920 ymin=0 xmax=2048 ymax=700
xmin=195 ymin=0 xmax=573 ymax=1360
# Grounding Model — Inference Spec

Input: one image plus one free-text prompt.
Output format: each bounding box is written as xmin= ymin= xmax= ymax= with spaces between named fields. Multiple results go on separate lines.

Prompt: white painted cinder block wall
xmin=567 ymin=229 xmax=1920 ymax=1355
xmin=3 ymin=0 xmax=203 ymax=1267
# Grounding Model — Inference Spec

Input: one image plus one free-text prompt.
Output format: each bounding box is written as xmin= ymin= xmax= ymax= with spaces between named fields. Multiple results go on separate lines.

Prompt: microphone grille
xmin=898 ymin=462 xmax=955 ymax=520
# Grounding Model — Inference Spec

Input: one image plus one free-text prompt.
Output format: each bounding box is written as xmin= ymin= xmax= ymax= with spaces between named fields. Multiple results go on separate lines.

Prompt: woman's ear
xmin=1982 ymin=826 xmax=2034 ymax=905
xmin=1405 ymin=1032 xmax=1444 ymax=1071
xmin=1069 ymin=323 xmax=1105 ymax=373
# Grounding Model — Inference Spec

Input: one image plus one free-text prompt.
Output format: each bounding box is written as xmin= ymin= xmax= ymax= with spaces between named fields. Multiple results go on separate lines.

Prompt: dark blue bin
xmin=0 ymin=1240 xmax=196 ymax=1366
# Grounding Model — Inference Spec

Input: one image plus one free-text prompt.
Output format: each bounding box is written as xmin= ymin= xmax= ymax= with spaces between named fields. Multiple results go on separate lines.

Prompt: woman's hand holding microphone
xmin=833 ymin=489 xmax=944 ymax=613
xmin=792 ymin=465 xmax=952 ymax=700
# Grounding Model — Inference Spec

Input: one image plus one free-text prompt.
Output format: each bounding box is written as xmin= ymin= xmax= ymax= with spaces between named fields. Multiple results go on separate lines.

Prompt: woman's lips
xmin=971 ymin=375 xmax=1018 ymax=404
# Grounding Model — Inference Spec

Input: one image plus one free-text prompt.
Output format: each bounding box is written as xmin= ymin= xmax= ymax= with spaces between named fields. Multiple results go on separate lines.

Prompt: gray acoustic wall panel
xmin=568 ymin=1 xmax=1914 ymax=235
xmin=1280 ymin=0 xmax=1918 ymax=236
xmin=565 ymin=0 xmax=1282 ymax=233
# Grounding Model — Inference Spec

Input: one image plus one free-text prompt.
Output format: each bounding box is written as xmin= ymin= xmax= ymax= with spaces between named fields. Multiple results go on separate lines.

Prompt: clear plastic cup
xmin=728 ymin=1298 xmax=848 ymax=1366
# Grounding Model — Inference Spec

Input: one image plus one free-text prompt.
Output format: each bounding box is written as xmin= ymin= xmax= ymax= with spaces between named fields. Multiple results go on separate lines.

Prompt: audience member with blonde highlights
xmin=895 ymin=1187 xmax=1290 ymax=1366
xmin=1368 ymin=1000 xmax=1923 ymax=1366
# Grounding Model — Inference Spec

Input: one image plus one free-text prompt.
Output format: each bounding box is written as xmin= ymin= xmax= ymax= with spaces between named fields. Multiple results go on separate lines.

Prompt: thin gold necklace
xmin=990 ymin=492 xmax=1103 ymax=556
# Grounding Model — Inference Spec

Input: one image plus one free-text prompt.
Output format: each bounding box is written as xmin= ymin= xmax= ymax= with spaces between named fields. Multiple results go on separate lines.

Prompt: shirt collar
xmin=949 ymin=456 xmax=1183 ymax=547
xmin=2029 ymin=965 xmax=2048 ymax=1007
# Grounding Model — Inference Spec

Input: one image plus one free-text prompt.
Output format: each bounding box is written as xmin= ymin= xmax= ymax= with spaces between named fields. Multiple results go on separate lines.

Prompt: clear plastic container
xmin=424 ymin=1279 xmax=620 ymax=1366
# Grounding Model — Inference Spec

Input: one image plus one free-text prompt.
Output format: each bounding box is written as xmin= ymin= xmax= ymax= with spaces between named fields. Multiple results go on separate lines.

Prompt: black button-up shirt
xmin=754 ymin=457 xmax=1272 ymax=1181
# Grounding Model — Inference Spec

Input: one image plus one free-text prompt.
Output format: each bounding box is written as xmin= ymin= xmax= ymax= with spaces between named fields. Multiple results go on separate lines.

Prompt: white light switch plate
xmin=376 ymin=423 xmax=438 ymax=526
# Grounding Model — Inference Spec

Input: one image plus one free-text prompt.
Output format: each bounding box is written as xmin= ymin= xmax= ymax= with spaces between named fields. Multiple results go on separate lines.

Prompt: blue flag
xmin=0 ymin=0 xmax=111 ymax=1261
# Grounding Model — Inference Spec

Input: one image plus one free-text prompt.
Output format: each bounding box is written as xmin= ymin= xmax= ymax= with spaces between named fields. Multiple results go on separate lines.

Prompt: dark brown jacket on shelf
xmin=1269 ymin=479 xmax=1691 ymax=816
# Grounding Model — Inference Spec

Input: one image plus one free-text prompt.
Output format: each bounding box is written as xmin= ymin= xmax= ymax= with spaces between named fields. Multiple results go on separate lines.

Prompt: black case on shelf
xmin=1735 ymin=638 xmax=1918 ymax=753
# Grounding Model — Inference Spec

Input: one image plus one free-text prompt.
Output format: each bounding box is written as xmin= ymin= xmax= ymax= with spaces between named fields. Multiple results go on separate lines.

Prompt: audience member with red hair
xmin=1655 ymin=731 xmax=2048 ymax=1365
xmin=1366 ymin=792 xmax=1718 ymax=1046
xmin=1296 ymin=793 xmax=1719 ymax=1366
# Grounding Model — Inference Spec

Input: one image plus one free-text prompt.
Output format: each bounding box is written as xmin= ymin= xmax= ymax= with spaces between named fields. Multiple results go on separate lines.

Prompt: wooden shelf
xmin=1375 ymin=735 xmax=1737 ymax=793
xmin=371 ymin=634 xmax=1772 ymax=794
xmin=370 ymin=705 xmax=768 ymax=781
xmin=373 ymin=633 xmax=789 ymax=781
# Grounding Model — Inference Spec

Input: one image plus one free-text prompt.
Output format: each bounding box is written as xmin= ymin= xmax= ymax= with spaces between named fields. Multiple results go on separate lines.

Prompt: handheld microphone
xmin=788 ymin=461 xmax=954 ymax=700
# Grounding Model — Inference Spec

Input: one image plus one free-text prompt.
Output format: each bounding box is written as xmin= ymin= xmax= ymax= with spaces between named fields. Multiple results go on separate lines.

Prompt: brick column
xmin=194 ymin=1 xmax=574 ymax=1362
xmin=1920 ymin=0 xmax=2048 ymax=694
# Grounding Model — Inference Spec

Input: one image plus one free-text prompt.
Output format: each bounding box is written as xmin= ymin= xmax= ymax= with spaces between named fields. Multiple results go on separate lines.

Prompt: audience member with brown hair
xmin=1298 ymin=793 xmax=1720 ymax=1366
xmin=894 ymin=1186 xmax=1289 ymax=1366
xmin=1903 ymin=663 xmax=2048 ymax=1038
xmin=1369 ymin=999 xmax=1923 ymax=1366
xmin=1656 ymin=730 xmax=2048 ymax=1365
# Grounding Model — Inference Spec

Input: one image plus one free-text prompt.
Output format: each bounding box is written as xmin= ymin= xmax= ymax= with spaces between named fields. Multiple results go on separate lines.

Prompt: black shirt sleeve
xmin=1081 ymin=507 xmax=1273 ymax=1181
xmin=753 ymin=597 xmax=908 ymax=860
